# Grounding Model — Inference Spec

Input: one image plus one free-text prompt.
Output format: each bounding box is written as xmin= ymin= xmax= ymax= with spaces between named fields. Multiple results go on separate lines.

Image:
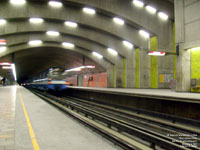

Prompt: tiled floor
xmin=0 ymin=86 xmax=116 ymax=150
xmin=0 ymin=86 xmax=16 ymax=150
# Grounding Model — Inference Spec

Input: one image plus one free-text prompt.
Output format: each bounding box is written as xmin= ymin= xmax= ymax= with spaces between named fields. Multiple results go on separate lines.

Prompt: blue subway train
xmin=23 ymin=68 xmax=70 ymax=91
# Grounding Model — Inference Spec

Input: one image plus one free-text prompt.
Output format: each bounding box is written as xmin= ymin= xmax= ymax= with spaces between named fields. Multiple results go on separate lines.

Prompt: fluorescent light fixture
xmin=139 ymin=30 xmax=150 ymax=38
xmin=11 ymin=63 xmax=17 ymax=81
xmin=123 ymin=41 xmax=133 ymax=49
xmin=29 ymin=40 xmax=42 ymax=45
xmin=67 ymin=68 xmax=81 ymax=72
xmin=0 ymin=19 xmax=6 ymax=25
xmin=75 ymin=65 xmax=95 ymax=69
xmin=65 ymin=67 xmax=81 ymax=73
xmin=0 ymin=39 xmax=6 ymax=45
xmin=64 ymin=65 xmax=95 ymax=74
xmin=2 ymin=66 xmax=12 ymax=69
xmin=113 ymin=17 xmax=124 ymax=25
xmin=29 ymin=18 xmax=43 ymax=24
xmin=83 ymin=7 xmax=96 ymax=15
xmin=10 ymin=0 xmax=26 ymax=5
xmin=133 ymin=0 xmax=144 ymax=7
xmin=85 ymin=65 xmax=95 ymax=68
xmin=62 ymin=42 xmax=75 ymax=48
xmin=48 ymin=1 xmax=62 ymax=7
xmin=107 ymin=48 xmax=118 ymax=55
xmin=0 ymin=62 xmax=12 ymax=65
xmin=190 ymin=47 xmax=200 ymax=51
xmin=148 ymin=51 xmax=166 ymax=56
xmin=92 ymin=52 xmax=103 ymax=58
xmin=0 ymin=46 xmax=7 ymax=53
xmin=46 ymin=31 xmax=60 ymax=36
xmin=158 ymin=12 xmax=168 ymax=20
xmin=146 ymin=5 xmax=156 ymax=14
xmin=64 ymin=21 xmax=78 ymax=28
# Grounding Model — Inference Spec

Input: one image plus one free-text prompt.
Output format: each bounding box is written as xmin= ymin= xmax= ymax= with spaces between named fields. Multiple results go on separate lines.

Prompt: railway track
xmin=59 ymin=94 xmax=200 ymax=135
xmin=30 ymin=89 xmax=200 ymax=150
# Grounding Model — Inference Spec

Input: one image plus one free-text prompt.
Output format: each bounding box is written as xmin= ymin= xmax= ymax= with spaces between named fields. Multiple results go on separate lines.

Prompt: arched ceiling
xmin=0 ymin=0 xmax=174 ymax=83
xmin=14 ymin=47 xmax=106 ymax=82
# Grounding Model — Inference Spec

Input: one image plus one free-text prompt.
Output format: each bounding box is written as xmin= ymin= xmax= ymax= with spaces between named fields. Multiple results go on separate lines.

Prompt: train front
xmin=47 ymin=68 xmax=69 ymax=91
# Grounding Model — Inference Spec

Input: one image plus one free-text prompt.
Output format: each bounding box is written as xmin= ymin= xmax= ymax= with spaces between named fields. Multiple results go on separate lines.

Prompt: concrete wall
xmin=82 ymin=72 xmax=107 ymax=88
xmin=0 ymin=0 xmax=174 ymax=88
xmin=175 ymin=0 xmax=200 ymax=92
xmin=67 ymin=72 xmax=107 ymax=88
xmin=66 ymin=76 xmax=78 ymax=86
xmin=184 ymin=0 xmax=200 ymax=44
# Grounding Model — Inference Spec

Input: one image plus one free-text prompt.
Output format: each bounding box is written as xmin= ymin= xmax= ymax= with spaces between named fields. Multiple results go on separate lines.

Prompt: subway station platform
xmin=0 ymin=86 xmax=116 ymax=150
xmin=68 ymin=86 xmax=200 ymax=102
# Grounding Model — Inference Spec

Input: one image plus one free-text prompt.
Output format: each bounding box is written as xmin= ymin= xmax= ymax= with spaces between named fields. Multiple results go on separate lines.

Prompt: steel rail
xmin=31 ymin=90 xmax=198 ymax=150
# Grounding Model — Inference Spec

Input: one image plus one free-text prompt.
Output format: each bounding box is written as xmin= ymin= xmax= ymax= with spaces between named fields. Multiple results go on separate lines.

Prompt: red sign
xmin=148 ymin=51 xmax=166 ymax=56
xmin=0 ymin=39 xmax=6 ymax=45
xmin=0 ymin=62 xmax=12 ymax=65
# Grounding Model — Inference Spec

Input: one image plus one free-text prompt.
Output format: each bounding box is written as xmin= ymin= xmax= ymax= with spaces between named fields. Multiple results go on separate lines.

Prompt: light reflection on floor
xmin=0 ymin=85 xmax=17 ymax=150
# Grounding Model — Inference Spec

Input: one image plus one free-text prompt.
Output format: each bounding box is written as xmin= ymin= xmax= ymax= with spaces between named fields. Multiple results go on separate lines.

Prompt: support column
xmin=126 ymin=46 xmax=135 ymax=88
xmin=113 ymin=65 xmax=116 ymax=88
xmin=107 ymin=66 xmax=115 ymax=88
xmin=191 ymin=48 xmax=200 ymax=92
xmin=135 ymin=48 xmax=140 ymax=88
xmin=139 ymin=47 xmax=151 ymax=88
xmin=150 ymin=36 xmax=158 ymax=88
xmin=108 ymin=58 xmax=123 ymax=88
xmin=173 ymin=23 xmax=176 ymax=80
xmin=123 ymin=58 xmax=127 ymax=88
xmin=176 ymin=45 xmax=191 ymax=91
xmin=175 ymin=0 xmax=191 ymax=92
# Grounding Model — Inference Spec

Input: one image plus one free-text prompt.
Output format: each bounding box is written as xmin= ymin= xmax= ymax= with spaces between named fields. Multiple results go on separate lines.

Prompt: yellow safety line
xmin=19 ymin=91 xmax=40 ymax=150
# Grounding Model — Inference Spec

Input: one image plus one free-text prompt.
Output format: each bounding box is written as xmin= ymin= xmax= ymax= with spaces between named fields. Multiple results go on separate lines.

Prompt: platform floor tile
xmin=15 ymin=86 xmax=117 ymax=150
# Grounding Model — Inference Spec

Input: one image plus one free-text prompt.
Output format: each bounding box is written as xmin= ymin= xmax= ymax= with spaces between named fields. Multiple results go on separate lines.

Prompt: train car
xmin=24 ymin=68 xmax=69 ymax=91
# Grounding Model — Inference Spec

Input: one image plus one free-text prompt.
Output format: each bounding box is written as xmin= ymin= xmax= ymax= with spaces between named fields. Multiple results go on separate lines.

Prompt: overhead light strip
xmin=92 ymin=52 xmax=103 ymax=58
xmin=133 ymin=0 xmax=144 ymax=7
xmin=63 ymin=65 xmax=95 ymax=74
xmin=139 ymin=30 xmax=150 ymax=38
xmin=10 ymin=0 xmax=26 ymax=5
xmin=123 ymin=41 xmax=133 ymax=49
xmin=62 ymin=42 xmax=75 ymax=48
xmin=107 ymin=48 xmax=118 ymax=55
xmin=0 ymin=46 xmax=7 ymax=53
xmin=2 ymin=66 xmax=12 ymax=69
xmin=11 ymin=63 xmax=17 ymax=81
xmin=158 ymin=12 xmax=168 ymax=20
xmin=83 ymin=7 xmax=96 ymax=15
xmin=146 ymin=5 xmax=157 ymax=14
xmin=113 ymin=17 xmax=124 ymax=25
xmin=29 ymin=40 xmax=42 ymax=45
xmin=46 ymin=31 xmax=60 ymax=36
xmin=65 ymin=21 xmax=78 ymax=28
xmin=0 ymin=19 xmax=6 ymax=25
xmin=48 ymin=1 xmax=63 ymax=7
xmin=29 ymin=18 xmax=44 ymax=24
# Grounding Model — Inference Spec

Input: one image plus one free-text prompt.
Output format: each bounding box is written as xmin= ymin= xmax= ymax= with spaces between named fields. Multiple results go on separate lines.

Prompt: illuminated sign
xmin=0 ymin=62 xmax=12 ymax=65
xmin=0 ymin=39 xmax=6 ymax=45
xmin=148 ymin=51 xmax=166 ymax=56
